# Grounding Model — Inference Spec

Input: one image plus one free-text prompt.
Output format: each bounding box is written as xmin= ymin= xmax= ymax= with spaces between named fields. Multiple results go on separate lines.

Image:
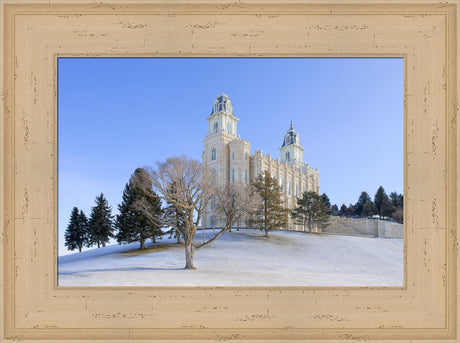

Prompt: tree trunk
xmin=140 ymin=239 xmax=145 ymax=250
xmin=184 ymin=243 xmax=195 ymax=269
xmin=97 ymin=242 xmax=100 ymax=248
xmin=79 ymin=246 xmax=82 ymax=252
xmin=264 ymin=229 xmax=269 ymax=237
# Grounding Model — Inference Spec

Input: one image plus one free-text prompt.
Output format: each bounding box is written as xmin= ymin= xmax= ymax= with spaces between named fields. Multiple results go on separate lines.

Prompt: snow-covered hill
xmin=58 ymin=229 xmax=403 ymax=287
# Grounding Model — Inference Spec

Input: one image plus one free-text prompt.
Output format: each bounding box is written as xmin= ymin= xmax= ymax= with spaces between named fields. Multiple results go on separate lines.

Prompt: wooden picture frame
xmin=1 ymin=1 xmax=458 ymax=341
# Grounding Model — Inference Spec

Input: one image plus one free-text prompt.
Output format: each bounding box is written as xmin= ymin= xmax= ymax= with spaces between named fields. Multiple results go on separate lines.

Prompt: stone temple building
xmin=201 ymin=94 xmax=320 ymax=230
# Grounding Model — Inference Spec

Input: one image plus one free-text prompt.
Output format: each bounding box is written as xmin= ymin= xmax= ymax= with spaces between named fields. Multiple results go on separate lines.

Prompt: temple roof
xmin=210 ymin=94 xmax=234 ymax=116
xmin=281 ymin=121 xmax=301 ymax=147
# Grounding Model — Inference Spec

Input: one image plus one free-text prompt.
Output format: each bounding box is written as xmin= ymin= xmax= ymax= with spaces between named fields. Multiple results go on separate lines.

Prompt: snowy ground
xmin=58 ymin=229 xmax=403 ymax=287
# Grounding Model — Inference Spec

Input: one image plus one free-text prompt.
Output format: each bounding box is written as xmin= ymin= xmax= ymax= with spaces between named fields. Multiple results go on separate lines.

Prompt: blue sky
xmin=58 ymin=57 xmax=403 ymax=255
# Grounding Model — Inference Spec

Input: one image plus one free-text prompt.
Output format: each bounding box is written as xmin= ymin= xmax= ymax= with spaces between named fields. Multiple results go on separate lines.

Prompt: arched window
xmin=213 ymin=122 xmax=218 ymax=133
xmin=227 ymin=122 xmax=232 ymax=134
xmin=245 ymin=169 xmax=248 ymax=184
xmin=245 ymin=152 xmax=248 ymax=160
xmin=287 ymin=181 xmax=291 ymax=195
xmin=211 ymin=148 xmax=216 ymax=161
xmin=232 ymin=152 xmax=235 ymax=160
xmin=231 ymin=169 xmax=235 ymax=183
xmin=286 ymin=152 xmax=290 ymax=161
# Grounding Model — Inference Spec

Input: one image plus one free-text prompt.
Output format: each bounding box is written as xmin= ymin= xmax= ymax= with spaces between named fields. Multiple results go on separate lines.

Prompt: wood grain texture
xmin=0 ymin=1 xmax=458 ymax=342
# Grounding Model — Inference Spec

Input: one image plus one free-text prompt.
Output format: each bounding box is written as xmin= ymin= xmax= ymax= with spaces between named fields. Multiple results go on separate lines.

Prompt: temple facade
xmin=201 ymin=94 xmax=320 ymax=230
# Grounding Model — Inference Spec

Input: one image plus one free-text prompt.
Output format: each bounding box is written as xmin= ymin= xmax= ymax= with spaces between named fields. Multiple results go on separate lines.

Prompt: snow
xmin=58 ymin=229 xmax=403 ymax=287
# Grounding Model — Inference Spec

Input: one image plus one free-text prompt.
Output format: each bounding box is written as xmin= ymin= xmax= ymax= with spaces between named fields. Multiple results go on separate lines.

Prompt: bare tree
xmin=144 ymin=156 xmax=219 ymax=270
xmin=213 ymin=182 xmax=259 ymax=233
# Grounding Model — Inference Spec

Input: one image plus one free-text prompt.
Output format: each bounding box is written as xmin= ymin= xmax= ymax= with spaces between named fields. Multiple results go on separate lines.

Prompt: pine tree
xmin=87 ymin=193 xmax=114 ymax=248
xmin=380 ymin=196 xmax=396 ymax=218
xmin=345 ymin=204 xmax=355 ymax=217
xmin=320 ymin=193 xmax=331 ymax=213
xmin=339 ymin=204 xmax=348 ymax=216
xmin=374 ymin=186 xmax=387 ymax=215
xmin=374 ymin=186 xmax=394 ymax=219
xmin=292 ymin=191 xmax=329 ymax=232
xmin=250 ymin=172 xmax=288 ymax=237
xmin=354 ymin=191 xmax=372 ymax=217
xmin=389 ymin=191 xmax=403 ymax=210
xmin=330 ymin=204 xmax=339 ymax=216
xmin=362 ymin=200 xmax=377 ymax=217
xmin=162 ymin=180 xmax=185 ymax=244
xmin=115 ymin=168 xmax=164 ymax=250
xmin=164 ymin=202 xmax=184 ymax=244
xmin=64 ymin=207 xmax=89 ymax=252
xmin=389 ymin=191 xmax=403 ymax=223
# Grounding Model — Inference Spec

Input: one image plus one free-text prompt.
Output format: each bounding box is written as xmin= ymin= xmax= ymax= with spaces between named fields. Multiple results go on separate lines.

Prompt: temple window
xmin=211 ymin=148 xmax=216 ymax=160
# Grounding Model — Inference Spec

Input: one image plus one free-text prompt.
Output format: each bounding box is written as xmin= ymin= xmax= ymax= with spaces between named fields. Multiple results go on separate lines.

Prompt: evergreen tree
xmin=88 ymin=193 xmax=114 ymax=248
xmin=330 ymin=204 xmax=339 ymax=216
xmin=339 ymin=204 xmax=348 ymax=216
xmin=389 ymin=191 xmax=403 ymax=223
xmin=291 ymin=191 xmax=329 ymax=232
xmin=345 ymin=204 xmax=355 ymax=217
xmin=389 ymin=191 xmax=403 ymax=210
xmin=164 ymin=202 xmax=184 ymax=244
xmin=162 ymin=180 xmax=185 ymax=244
xmin=250 ymin=172 xmax=288 ymax=237
xmin=64 ymin=207 xmax=89 ymax=252
xmin=320 ymin=193 xmax=331 ymax=214
xmin=354 ymin=191 xmax=372 ymax=217
xmin=374 ymin=186 xmax=387 ymax=215
xmin=115 ymin=168 xmax=164 ymax=250
xmin=380 ymin=196 xmax=396 ymax=218
xmin=374 ymin=186 xmax=395 ymax=219
xmin=361 ymin=200 xmax=377 ymax=217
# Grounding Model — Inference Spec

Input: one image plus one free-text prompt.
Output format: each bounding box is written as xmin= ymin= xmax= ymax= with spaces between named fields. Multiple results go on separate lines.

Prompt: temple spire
xmin=280 ymin=121 xmax=304 ymax=164
xmin=206 ymin=94 xmax=239 ymax=137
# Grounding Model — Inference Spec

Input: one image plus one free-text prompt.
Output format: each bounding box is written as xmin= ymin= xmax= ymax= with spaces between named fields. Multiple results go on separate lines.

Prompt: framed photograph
xmin=56 ymin=57 xmax=404 ymax=288
xmin=1 ymin=1 xmax=458 ymax=341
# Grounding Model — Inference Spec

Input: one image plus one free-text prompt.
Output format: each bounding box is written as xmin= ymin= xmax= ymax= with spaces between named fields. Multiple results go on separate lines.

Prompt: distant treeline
xmin=328 ymin=186 xmax=403 ymax=223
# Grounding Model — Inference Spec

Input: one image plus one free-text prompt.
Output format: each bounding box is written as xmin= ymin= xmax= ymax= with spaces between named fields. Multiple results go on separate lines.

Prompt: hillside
xmin=58 ymin=229 xmax=403 ymax=287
